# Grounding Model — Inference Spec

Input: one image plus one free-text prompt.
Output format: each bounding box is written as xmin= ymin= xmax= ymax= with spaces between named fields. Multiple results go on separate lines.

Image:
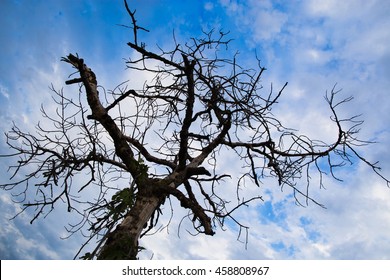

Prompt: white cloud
xmin=204 ymin=2 xmax=214 ymax=11
xmin=161 ymin=0 xmax=390 ymax=260
xmin=251 ymin=10 xmax=288 ymax=41
xmin=0 ymin=83 xmax=10 ymax=99
xmin=219 ymin=0 xmax=288 ymax=43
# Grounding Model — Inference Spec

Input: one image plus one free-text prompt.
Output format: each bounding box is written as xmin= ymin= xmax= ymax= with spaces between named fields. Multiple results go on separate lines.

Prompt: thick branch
xmin=128 ymin=42 xmax=184 ymax=70
xmin=177 ymin=55 xmax=196 ymax=170
xmin=62 ymin=54 xmax=145 ymax=184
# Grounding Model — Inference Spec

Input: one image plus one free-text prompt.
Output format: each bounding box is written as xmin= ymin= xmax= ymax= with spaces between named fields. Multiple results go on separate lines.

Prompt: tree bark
xmin=97 ymin=189 xmax=163 ymax=259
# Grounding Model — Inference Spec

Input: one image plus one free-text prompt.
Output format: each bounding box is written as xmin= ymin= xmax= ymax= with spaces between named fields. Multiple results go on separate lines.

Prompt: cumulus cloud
xmin=203 ymin=0 xmax=390 ymax=260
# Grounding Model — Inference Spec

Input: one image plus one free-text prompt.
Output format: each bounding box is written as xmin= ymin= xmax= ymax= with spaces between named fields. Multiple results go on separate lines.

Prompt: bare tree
xmin=1 ymin=1 xmax=389 ymax=259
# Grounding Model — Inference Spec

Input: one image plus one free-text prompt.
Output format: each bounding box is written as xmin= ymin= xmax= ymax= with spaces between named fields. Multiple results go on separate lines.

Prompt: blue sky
xmin=1 ymin=0 xmax=390 ymax=260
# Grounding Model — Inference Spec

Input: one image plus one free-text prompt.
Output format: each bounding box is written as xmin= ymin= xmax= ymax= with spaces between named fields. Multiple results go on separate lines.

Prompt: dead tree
xmin=1 ymin=1 xmax=388 ymax=259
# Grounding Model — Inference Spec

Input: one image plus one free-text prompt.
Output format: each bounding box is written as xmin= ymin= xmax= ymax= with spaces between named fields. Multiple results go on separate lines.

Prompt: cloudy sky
xmin=1 ymin=0 xmax=390 ymax=260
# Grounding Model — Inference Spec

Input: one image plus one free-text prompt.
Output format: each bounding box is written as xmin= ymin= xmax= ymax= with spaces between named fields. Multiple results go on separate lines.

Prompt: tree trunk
xmin=97 ymin=190 xmax=162 ymax=259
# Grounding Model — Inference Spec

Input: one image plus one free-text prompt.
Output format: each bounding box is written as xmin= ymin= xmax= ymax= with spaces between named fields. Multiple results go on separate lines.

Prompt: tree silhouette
xmin=1 ymin=1 xmax=389 ymax=259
